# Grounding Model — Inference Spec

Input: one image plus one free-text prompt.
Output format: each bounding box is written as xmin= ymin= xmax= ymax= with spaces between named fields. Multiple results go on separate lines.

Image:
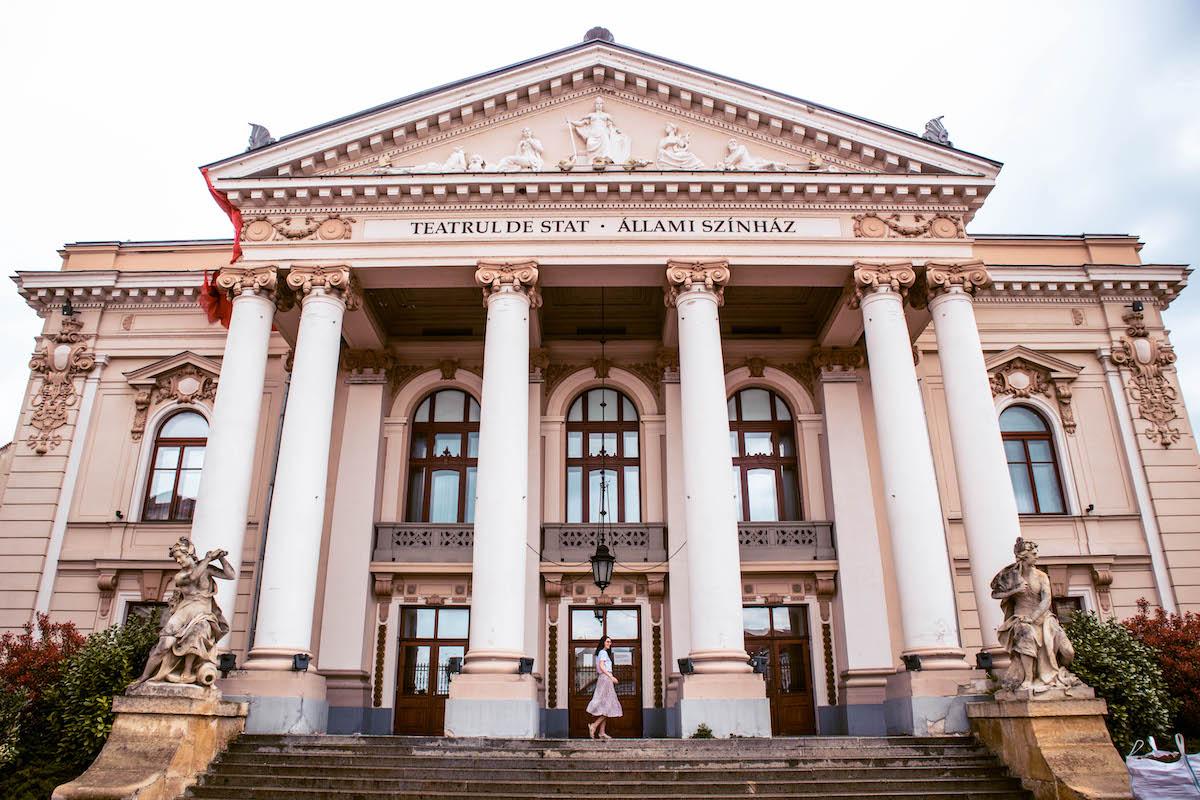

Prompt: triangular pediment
xmin=985 ymin=346 xmax=1083 ymax=380
xmin=206 ymin=40 xmax=1001 ymax=183
xmin=124 ymin=351 xmax=221 ymax=386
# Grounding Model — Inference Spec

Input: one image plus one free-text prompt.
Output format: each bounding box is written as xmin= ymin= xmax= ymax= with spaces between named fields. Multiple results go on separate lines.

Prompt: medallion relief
xmin=1111 ymin=310 xmax=1181 ymax=447
xmin=852 ymin=212 xmax=965 ymax=239
xmin=240 ymin=214 xmax=354 ymax=242
xmin=26 ymin=316 xmax=95 ymax=454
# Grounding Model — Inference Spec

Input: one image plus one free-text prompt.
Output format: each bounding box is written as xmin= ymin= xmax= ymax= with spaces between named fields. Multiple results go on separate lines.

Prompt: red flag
xmin=198 ymin=269 xmax=233 ymax=328
xmin=200 ymin=167 xmax=243 ymax=264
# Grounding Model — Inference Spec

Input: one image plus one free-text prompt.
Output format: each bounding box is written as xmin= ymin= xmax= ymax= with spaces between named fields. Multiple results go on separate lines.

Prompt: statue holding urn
xmin=132 ymin=536 xmax=235 ymax=688
xmin=989 ymin=537 xmax=1090 ymax=699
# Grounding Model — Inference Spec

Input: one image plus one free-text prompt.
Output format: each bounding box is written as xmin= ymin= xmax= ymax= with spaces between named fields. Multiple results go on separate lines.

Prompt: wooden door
xmin=393 ymin=606 xmax=469 ymax=735
xmin=568 ymin=606 xmax=642 ymax=738
xmin=743 ymin=604 xmax=816 ymax=735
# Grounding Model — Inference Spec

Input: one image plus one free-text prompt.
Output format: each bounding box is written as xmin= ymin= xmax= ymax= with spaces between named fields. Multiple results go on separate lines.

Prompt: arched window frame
xmin=997 ymin=400 xmax=1072 ymax=516
xmin=140 ymin=409 xmax=209 ymax=522
xmin=728 ymin=386 xmax=802 ymax=522
xmin=564 ymin=387 xmax=642 ymax=524
xmin=405 ymin=388 xmax=481 ymax=524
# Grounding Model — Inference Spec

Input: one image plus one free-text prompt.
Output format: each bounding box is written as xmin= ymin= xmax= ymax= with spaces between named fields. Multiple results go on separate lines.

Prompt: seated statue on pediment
xmin=656 ymin=123 xmax=705 ymax=170
xmin=493 ymin=128 xmax=545 ymax=172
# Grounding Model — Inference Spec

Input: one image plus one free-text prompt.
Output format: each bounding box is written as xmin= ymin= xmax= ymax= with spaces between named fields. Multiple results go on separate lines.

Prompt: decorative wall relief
xmin=986 ymin=348 xmax=1081 ymax=435
xmin=656 ymin=123 xmax=705 ymax=169
xmin=241 ymin=213 xmax=355 ymax=242
xmin=568 ymin=97 xmax=632 ymax=166
xmin=852 ymin=212 xmax=964 ymax=239
xmin=26 ymin=316 xmax=95 ymax=454
xmin=1111 ymin=310 xmax=1181 ymax=447
xmin=130 ymin=364 xmax=218 ymax=441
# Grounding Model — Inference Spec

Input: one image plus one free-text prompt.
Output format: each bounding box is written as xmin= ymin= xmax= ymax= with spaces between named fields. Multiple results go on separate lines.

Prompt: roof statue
xmin=247 ymin=123 xmax=275 ymax=151
xmin=584 ymin=26 xmax=614 ymax=42
xmin=922 ymin=115 xmax=952 ymax=147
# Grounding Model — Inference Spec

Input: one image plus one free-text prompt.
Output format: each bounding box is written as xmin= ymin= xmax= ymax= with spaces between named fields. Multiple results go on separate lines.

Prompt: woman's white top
xmin=596 ymin=650 xmax=612 ymax=673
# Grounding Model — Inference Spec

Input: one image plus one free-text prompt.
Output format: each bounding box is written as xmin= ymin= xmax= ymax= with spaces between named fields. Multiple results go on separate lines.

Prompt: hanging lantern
xmin=590 ymin=541 xmax=615 ymax=592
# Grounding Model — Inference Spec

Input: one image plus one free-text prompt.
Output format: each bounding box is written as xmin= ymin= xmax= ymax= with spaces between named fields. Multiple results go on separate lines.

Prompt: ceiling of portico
xmin=365 ymin=284 xmax=844 ymax=342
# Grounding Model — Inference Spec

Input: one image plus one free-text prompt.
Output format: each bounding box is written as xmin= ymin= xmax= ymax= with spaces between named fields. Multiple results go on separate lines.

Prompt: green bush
xmin=690 ymin=722 xmax=715 ymax=738
xmin=1063 ymin=611 xmax=1176 ymax=754
xmin=0 ymin=615 xmax=160 ymax=800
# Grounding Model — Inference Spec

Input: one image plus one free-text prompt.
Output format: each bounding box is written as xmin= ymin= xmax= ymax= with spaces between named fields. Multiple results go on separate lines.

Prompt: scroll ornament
xmin=214 ymin=265 xmax=279 ymax=299
xmin=475 ymin=260 xmax=540 ymax=306
xmin=925 ymin=260 xmax=992 ymax=297
xmin=848 ymin=261 xmax=916 ymax=308
xmin=1111 ymin=311 xmax=1180 ymax=447
xmin=286 ymin=265 xmax=360 ymax=310
xmin=664 ymin=260 xmax=731 ymax=307
xmin=852 ymin=212 xmax=965 ymax=239
xmin=26 ymin=316 xmax=96 ymax=454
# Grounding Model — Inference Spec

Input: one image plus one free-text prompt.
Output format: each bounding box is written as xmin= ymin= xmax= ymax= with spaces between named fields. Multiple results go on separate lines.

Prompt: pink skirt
xmin=586 ymin=674 xmax=623 ymax=718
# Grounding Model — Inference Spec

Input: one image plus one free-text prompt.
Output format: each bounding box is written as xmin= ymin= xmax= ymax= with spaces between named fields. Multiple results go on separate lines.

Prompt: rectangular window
xmin=566 ymin=467 xmax=583 ymax=523
xmin=622 ymin=430 xmax=639 ymax=458
xmin=1008 ymin=463 xmax=1036 ymax=514
xmin=588 ymin=469 xmax=616 ymax=522
xmin=744 ymin=431 xmax=773 ymax=456
xmin=402 ymin=608 xmax=436 ymax=638
xmin=406 ymin=468 xmax=426 ymax=522
xmin=429 ymin=470 xmax=460 ymax=523
xmin=465 ymin=468 xmax=477 ymax=523
xmin=567 ymin=431 xmax=583 ymax=458
xmin=747 ymin=468 xmax=779 ymax=521
xmin=437 ymin=608 xmax=469 ymax=639
xmin=434 ymin=432 xmax=461 ymax=457
xmin=433 ymin=391 xmax=464 ymax=422
xmin=623 ymin=466 xmax=640 ymax=523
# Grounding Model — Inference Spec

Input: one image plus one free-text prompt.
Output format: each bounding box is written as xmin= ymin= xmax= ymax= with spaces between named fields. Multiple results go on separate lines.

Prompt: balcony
xmin=373 ymin=523 xmax=474 ymax=563
xmin=373 ymin=520 xmax=836 ymax=565
xmin=541 ymin=524 xmax=669 ymax=565
xmin=737 ymin=521 xmax=836 ymax=562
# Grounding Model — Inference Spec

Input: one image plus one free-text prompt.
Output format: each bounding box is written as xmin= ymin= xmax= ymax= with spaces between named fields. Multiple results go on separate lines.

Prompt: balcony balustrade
xmin=373 ymin=520 xmax=835 ymax=565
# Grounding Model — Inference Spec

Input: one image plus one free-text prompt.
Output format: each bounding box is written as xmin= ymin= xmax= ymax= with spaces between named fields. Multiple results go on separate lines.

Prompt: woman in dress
xmin=586 ymin=636 xmax=622 ymax=739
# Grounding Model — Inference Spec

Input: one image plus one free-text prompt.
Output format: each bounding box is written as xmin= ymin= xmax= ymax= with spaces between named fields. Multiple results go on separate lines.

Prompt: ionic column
xmin=927 ymin=261 xmax=1023 ymax=654
xmin=445 ymin=260 xmax=540 ymax=738
xmin=190 ymin=265 xmax=279 ymax=638
xmin=666 ymin=260 xmax=770 ymax=738
xmin=246 ymin=266 xmax=357 ymax=674
xmin=853 ymin=262 xmax=967 ymax=669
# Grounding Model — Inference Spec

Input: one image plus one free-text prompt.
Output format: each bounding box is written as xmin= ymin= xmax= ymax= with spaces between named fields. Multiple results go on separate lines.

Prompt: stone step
xmin=235 ymin=734 xmax=976 ymax=748
xmin=204 ymin=762 xmax=1011 ymax=782
xmin=187 ymin=789 xmax=1030 ymax=800
xmin=196 ymin=772 xmax=1024 ymax=792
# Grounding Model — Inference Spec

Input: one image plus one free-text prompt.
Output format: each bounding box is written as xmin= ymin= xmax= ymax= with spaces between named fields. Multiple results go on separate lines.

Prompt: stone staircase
xmin=185 ymin=734 xmax=1032 ymax=799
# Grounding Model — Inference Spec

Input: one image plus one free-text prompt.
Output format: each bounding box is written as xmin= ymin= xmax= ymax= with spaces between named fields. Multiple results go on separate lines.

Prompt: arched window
xmin=406 ymin=389 xmax=480 ymax=523
xmin=728 ymin=388 xmax=800 ymax=521
xmin=565 ymin=388 xmax=640 ymax=523
xmin=143 ymin=411 xmax=208 ymax=521
xmin=1001 ymin=405 xmax=1066 ymax=514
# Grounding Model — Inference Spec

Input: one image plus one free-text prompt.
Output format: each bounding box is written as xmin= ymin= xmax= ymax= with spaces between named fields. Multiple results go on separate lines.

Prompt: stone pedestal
xmin=884 ymin=668 xmax=988 ymax=735
xmin=52 ymin=682 xmax=247 ymax=800
xmin=218 ymin=667 xmax=328 ymax=734
xmin=967 ymin=698 xmax=1132 ymax=800
xmin=444 ymin=673 xmax=540 ymax=738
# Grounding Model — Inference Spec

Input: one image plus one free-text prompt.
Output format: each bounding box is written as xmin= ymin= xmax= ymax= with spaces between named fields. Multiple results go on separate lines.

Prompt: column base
xmin=884 ymin=667 xmax=988 ymax=735
xmin=676 ymin=672 xmax=771 ymax=738
xmin=53 ymin=682 xmax=246 ymax=800
xmin=218 ymin=667 xmax=328 ymax=734
xmin=444 ymin=672 xmax=539 ymax=737
xmin=826 ymin=668 xmax=893 ymax=734
xmin=324 ymin=669 xmax=391 ymax=734
xmin=967 ymin=698 xmax=1131 ymax=800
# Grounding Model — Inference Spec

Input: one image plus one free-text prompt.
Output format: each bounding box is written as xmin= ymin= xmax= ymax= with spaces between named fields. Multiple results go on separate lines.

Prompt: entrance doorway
xmin=743 ymin=604 xmax=817 ymax=734
xmin=392 ymin=606 xmax=469 ymax=735
xmin=568 ymin=606 xmax=643 ymax=737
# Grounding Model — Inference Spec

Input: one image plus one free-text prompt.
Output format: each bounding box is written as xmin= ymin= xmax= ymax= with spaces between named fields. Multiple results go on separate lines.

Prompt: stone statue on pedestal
xmin=131 ymin=536 xmax=234 ymax=688
xmin=989 ymin=537 xmax=1088 ymax=698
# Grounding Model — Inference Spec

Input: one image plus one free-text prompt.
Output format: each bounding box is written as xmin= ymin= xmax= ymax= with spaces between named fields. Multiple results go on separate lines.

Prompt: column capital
xmin=664 ymin=259 xmax=730 ymax=307
xmin=925 ymin=259 xmax=992 ymax=298
xmin=216 ymin=264 xmax=279 ymax=299
xmin=286 ymin=264 xmax=361 ymax=309
xmin=475 ymin=259 xmax=540 ymax=306
xmin=810 ymin=346 xmax=866 ymax=377
xmin=849 ymin=260 xmax=915 ymax=308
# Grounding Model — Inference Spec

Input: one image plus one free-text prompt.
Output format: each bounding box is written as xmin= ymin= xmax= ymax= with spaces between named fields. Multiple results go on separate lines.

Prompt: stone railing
xmin=373 ymin=524 xmax=474 ymax=563
xmin=737 ymin=521 xmax=836 ymax=562
xmin=541 ymin=524 xmax=668 ymax=565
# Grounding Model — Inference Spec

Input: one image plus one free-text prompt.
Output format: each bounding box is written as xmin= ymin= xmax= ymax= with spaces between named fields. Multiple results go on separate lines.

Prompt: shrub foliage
xmin=1063 ymin=610 xmax=1176 ymax=754
xmin=1123 ymin=598 xmax=1200 ymax=740
xmin=0 ymin=614 xmax=159 ymax=800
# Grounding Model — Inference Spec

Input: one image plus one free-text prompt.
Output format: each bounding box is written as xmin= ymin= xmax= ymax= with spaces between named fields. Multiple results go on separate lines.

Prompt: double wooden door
xmin=568 ymin=606 xmax=642 ymax=738
xmin=743 ymin=604 xmax=817 ymax=735
xmin=392 ymin=606 xmax=469 ymax=735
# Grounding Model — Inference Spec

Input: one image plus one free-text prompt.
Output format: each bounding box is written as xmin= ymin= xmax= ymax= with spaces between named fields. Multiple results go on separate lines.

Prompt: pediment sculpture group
xmin=375 ymin=97 xmax=830 ymax=175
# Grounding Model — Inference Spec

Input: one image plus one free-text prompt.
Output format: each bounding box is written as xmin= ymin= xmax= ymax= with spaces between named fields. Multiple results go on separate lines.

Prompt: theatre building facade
xmin=3 ymin=33 xmax=1198 ymax=739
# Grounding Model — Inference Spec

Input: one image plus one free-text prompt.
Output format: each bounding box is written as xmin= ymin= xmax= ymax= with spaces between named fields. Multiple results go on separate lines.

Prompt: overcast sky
xmin=1 ymin=1 xmax=1198 ymax=442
